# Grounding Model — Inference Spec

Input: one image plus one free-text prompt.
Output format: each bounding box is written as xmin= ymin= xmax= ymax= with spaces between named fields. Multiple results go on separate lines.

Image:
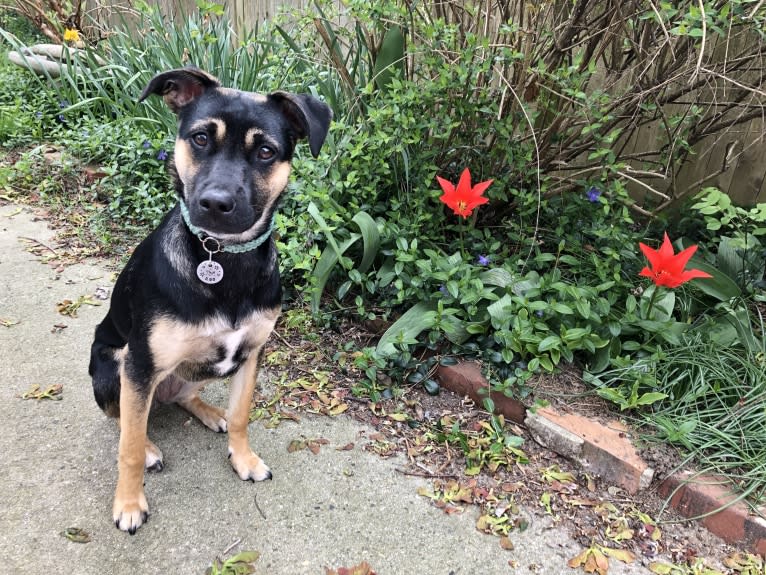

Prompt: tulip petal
xmin=471 ymin=179 xmax=494 ymax=198
xmin=638 ymin=242 xmax=661 ymax=270
xmin=456 ymin=168 xmax=473 ymax=195
xmin=436 ymin=175 xmax=455 ymax=195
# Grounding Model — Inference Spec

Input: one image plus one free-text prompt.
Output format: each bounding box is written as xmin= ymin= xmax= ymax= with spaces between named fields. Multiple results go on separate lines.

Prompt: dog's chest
xmin=212 ymin=324 xmax=250 ymax=375
xmin=149 ymin=309 xmax=279 ymax=379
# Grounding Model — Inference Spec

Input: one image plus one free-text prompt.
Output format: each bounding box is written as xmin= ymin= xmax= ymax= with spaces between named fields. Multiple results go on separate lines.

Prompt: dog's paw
xmin=180 ymin=397 xmax=228 ymax=433
xmin=113 ymin=493 xmax=149 ymax=535
xmin=228 ymin=448 xmax=272 ymax=482
xmin=145 ymin=440 xmax=164 ymax=472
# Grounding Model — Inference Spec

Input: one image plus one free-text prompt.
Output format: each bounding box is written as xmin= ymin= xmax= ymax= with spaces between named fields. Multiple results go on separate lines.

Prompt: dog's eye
xmin=192 ymin=133 xmax=208 ymax=147
xmin=257 ymin=146 xmax=275 ymax=160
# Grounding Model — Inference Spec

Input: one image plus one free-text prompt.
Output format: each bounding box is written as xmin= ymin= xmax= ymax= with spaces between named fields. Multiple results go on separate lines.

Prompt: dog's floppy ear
xmin=270 ymin=92 xmax=333 ymax=158
xmin=139 ymin=67 xmax=220 ymax=113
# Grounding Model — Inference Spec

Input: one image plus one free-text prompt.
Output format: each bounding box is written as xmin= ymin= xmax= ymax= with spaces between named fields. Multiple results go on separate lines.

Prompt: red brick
xmin=436 ymin=362 xmax=526 ymax=424
xmin=658 ymin=473 xmax=766 ymax=553
xmin=534 ymin=407 xmax=652 ymax=494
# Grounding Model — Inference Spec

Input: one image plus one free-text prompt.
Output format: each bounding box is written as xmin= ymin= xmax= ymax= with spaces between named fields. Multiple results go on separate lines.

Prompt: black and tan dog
xmin=88 ymin=67 xmax=331 ymax=534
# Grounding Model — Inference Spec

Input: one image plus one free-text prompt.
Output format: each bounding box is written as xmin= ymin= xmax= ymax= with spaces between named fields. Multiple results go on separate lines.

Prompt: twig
xmin=493 ymin=64 xmax=541 ymax=272
xmin=18 ymin=236 xmax=58 ymax=255
xmin=221 ymin=538 xmax=242 ymax=557
xmin=747 ymin=0 xmax=764 ymax=19
xmin=615 ymin=170 xmax=670 ymax=200
xmin=699 ymin=67 xmax=766 ymax=98
xmin=271 ymin=329 xmax=295 ymax=349
xmin=253 ymin=494 xmax=266 ymax=520
xmin=646 ymin=0 xmax=676 ymax=60
xmin=689 ymin=0 xmax=706 ymax=85
xmin=395 ymin=467 xmax=458 ymax=479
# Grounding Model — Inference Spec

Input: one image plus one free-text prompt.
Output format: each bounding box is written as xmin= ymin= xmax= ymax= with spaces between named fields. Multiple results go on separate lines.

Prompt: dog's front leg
xmin=113 ymin=361 xmax=154 ymax=534
xmin=226 ymin=349 xmax=272 ymax=481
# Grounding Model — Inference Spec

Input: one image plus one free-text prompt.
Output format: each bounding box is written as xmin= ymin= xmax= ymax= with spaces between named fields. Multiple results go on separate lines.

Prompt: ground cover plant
xmin=1 ymin=0 xmax=766 ymax=542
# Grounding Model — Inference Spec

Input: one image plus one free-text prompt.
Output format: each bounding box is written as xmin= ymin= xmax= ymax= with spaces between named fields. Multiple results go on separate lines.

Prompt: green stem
xmin=646 ymin=284 xmax=660 ymax=321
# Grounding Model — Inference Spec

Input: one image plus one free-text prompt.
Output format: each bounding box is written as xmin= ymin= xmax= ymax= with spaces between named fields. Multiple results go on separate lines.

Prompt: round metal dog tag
xmin=197 ymin=260 xmax=224 ymax=284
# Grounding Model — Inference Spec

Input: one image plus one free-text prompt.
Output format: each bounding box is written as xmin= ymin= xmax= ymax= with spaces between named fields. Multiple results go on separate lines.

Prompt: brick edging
xmin=435 ymin=361 xmax=766 ymax=554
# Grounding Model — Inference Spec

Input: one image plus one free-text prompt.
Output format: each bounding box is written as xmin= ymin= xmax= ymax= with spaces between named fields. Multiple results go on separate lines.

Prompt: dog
xmin=88 ymin=67 xmax=332 ymax=534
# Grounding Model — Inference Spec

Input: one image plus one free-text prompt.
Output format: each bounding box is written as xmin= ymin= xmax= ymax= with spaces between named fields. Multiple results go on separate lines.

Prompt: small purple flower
xmin=535 ymin=310 xmax=544 ymax=318
xmin=477 ymin=254 xmax=490 ymax=266
xmin=157 ymin=149 xmax=168 ymax=161
xmin=58 ymin=99 xmax=70 ymax=109
xmin=439 ymin=285 xmax=448 ymax=295
xmin=586 ymin=186 xmax=601 ymax=203
xmin=34 ymin=111 xmax=42 ymax=119
xmin=56 ymin=114 xmax=65 ymax=122
xmin=142 ymin=140 xmax=151 ymax=149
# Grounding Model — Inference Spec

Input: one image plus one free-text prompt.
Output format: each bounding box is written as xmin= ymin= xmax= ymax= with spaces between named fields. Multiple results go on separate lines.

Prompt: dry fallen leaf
xmin=499 ymin=536 xmax=515 ymax=551
xmin=19 ymin=383 xmax=63 ymax=401
xmin=56 ymin=295 xmax=100 ymax=318
xmin=60 ymin=527 xmax=90 ymax=543
xmin=325 ymin=561 xmax=376 ymax=575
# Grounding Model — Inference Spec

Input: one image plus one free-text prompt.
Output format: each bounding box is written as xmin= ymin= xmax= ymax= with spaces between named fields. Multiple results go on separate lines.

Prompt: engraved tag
xmin=197 ymin=260 xmax=224 ymax=284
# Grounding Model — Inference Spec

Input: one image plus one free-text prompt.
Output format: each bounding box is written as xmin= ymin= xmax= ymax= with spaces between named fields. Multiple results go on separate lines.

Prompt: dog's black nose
xmin=199 ymin=190 xmax=235 ymax=215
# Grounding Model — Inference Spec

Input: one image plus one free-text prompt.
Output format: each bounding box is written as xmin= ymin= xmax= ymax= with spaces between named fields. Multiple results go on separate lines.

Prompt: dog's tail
xmin=89 ymin=316 xmax=124 ymax=418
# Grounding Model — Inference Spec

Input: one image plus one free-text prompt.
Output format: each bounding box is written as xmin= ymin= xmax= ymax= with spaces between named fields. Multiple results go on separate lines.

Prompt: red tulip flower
xmin=436 ymin=168 xmax=492 ymax=218
xmin=638 ymin=233 xmax=712 ymax=288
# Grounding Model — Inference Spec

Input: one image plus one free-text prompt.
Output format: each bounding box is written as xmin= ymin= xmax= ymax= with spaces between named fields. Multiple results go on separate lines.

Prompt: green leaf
xmin=377 ymin=302 xmax=437 ymax=356
xmin=487 ymin=294 xmax=514 ymax=328
xmin=480 ymin=268 xmax=514 ymax=288
xmin=636 ymin=392 xmax=667 ymax=406
xmin=373 ymin=25 xmax=405 ymax=91
xmin=441 ymin=315 xmax=470 ymax=344
xmin=310 ymin=234 xmax=360 ymax=315
xmin=423 ymin=378 xmax=440 ymax=395
xmin=596 ymin=387 xmax=626 ymax=404
xmin=575 ymin=299 xmax=591 ymax=318
xmin=351 ymin=211 xmax=380 ymax=273
xmin=588 ymin=346 xmax=611 ymax=374
xmin=537 ymin=335 xmax=561 ymax=352
xmin=550 ymin=303 xmax=574 ymax=315
xmin=716 ymin=237 xmax=743 ymax=280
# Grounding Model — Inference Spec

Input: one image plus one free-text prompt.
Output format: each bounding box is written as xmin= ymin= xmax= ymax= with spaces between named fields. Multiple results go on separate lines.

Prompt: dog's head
xmin=140 ymin=68 xmax=332 ymax=241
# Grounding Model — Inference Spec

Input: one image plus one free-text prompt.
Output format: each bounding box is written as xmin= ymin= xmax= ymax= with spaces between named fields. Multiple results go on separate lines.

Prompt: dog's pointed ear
xmin=139 ymin=67 xmax=220 ymax=113
xmin=270 ymin=92 xmax=333 ymax=158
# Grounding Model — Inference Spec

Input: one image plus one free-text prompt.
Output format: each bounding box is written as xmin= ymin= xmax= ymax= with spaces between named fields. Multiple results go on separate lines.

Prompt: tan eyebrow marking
xmin=244 ymin=128 xmax=280 ymax=152
xmin=188 ymin=118 xmax=226 ymax=145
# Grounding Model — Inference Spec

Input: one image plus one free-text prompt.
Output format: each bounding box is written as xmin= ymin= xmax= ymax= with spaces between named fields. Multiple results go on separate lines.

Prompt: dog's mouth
xmin=182 ymin=196 xmax=272 ymax=245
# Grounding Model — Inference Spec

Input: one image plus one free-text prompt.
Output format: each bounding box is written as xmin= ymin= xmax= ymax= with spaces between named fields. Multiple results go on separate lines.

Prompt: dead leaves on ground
xmin=249 ymin=362 xmax=349 ymax=428
xmin=18 ymin=383 xmax=62 ymax=400
xmin=325 ymin=562 xmax=376 ymax=575
xmin=287 ymin=437 xmax=330 ymax=455
xmin=206 ymin=551 xmax=260 ymax=575
xmin=418 ymin=477 xmax=530 ymax=552
xmin=59 ymin=527 xmax=90 ymax=543
xmin=645 ymin=552 xmax=766 ymax=575
xmin=56 ymin=295 xmax=100 ymax=317
xmin=568 ymin=544 xmax=636 ymax=575
xmin=20 ymin=235 xmax=99 ymax=273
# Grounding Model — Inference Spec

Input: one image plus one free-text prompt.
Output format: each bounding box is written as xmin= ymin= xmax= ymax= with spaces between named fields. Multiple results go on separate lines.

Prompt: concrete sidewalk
xmin=0 ymin=205 xmax=652 ymax=575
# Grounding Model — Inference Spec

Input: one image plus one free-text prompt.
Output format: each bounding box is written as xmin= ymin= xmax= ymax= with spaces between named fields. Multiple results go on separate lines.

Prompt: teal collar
xmin=179 ymin=200 xmax=275 ymax=254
